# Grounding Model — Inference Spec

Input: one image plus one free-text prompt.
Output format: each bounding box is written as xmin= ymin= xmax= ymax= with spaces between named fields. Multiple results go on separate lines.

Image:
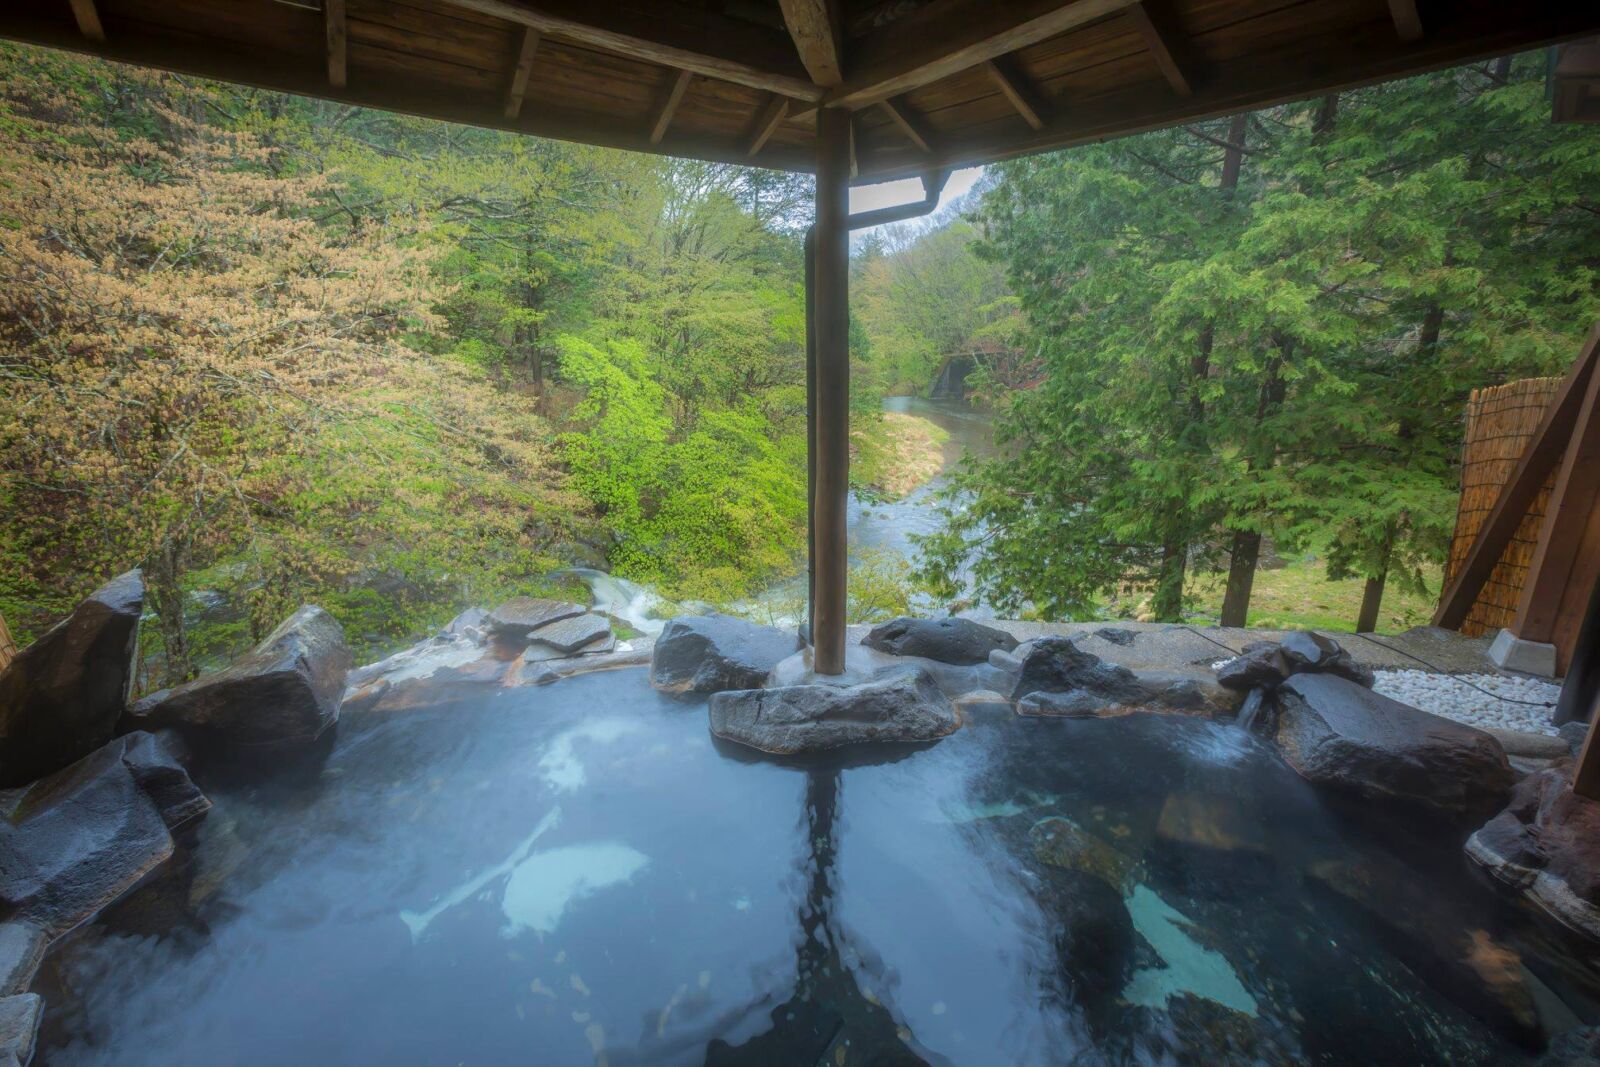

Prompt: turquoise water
xmin=33 ymin=669 xmax=1600 ymax=1065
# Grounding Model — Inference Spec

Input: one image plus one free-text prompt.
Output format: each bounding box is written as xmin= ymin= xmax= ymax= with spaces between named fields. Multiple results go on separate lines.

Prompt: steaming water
xmin=33 ymin=670 xmax=1600 ymax=1066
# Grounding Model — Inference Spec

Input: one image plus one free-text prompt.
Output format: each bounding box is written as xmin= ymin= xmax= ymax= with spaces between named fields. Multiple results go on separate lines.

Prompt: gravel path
xmin=1371 ymin=669 xmax=1562 ymax=737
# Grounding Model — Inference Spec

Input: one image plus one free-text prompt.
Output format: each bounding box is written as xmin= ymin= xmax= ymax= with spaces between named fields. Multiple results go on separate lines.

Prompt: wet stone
xmin=708 ymin=669 xmax=958 ymax=754
xmin=651 ymin=614 xmax=801 ymax=695
xmin=1215 ymin=644 xmax=1289 ymax=692
xmin=527 ymin=613 xmax=611 ymax=655
xmin=0 ymin=922 xmax=46 ymax=996
xmin=861 ymin=616 xmax=1017 ymax=665
xmin=1155 ymin=792 xmax=1267 ymax=855
xmin=0 ymin=569 xmax=144 ymax=787
xmin=127 ymin=605 xmax=352 ymax=747
xmin=0 ymin=993 xmax=40 ymax=1067
xmin=485 ymin=598 xmax=586 ymax=639
xmin=1030 ymin=816 xmax=1140 ymax=889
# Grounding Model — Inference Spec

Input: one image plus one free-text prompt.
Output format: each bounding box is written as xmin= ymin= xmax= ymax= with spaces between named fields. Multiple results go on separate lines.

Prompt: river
xmin=571 ymin=395 xmax=995 ymax=632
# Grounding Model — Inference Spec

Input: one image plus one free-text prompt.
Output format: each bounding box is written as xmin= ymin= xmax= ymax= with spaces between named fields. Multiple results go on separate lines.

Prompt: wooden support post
xmin=1566 ymin=568 xmax=1600 ymax=799
xmin=326 ymin=0 xmax=347 ymax=90
xmin=1387 ymin=0 xmax=1424 ymax=44
xmin=812 ymin=109 xmax=851 ymax=675
xmin=804 ymin=228 xmax=818 ymax=647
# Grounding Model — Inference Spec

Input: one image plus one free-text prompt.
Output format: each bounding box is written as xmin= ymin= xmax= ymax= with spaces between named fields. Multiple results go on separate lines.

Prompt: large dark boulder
xmin=861 ymin=616 xmax=1016 ymax=665
xmin=1013 ymin=639 xmax=1234 ymax=717
xmin=708 ymin=669 xmax=958 ymax=754
xmin=1012 ymin=637 xmax=1148 ymax=704
xmin=0 ymin=732 xmax=207 ymax=941
xmin=0 ymin=570 xmax=143 ymax=787
xmin=127 ymin=605 xmax=351 ymax=746
xmin=1467 ymin=762 xmax=1600 ymax=945
xmin=1215 ymin=644 xmax=1288 ymax=692
xmin=1216 ymin=632 xmax=1373 ymax=692
xmin=650 ymin=615 xmax=801 ymax=695
xmin=1275 ymin=673 xmax=1512 ymax=821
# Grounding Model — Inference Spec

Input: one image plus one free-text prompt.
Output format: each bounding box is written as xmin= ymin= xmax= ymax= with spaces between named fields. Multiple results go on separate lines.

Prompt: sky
xmin=849 ymin=166 xmax=984 ymax=245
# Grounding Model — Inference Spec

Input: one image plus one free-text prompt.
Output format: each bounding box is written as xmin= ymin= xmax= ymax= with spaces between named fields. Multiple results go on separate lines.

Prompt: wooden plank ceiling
xmin=8 ymin=0 xmax=1600 ymax=183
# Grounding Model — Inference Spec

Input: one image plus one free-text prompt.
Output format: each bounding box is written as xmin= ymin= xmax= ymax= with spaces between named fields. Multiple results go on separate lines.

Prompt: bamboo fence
xmin=1443 ymin=376 xmax=1562 ymax=636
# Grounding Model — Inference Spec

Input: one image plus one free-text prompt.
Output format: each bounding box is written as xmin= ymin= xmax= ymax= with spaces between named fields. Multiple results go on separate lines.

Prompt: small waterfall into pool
xmin=556 ymin=568 xmax=670 ymax=635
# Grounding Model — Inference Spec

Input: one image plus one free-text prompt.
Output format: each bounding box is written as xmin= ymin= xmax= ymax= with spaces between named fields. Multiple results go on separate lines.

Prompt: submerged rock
xmin=0 ymin=569 xmax=144 ymax=787
xmin=128 ymin=605 xmax=352 ymax=746
xmin=861 ymin=616 xmax=1016 ymax=665
xmin=1030 ymin=817 xmax=1140 ymax=889
xmin=1274 ymin=673 xmax=1512 ymax=821
xmin=1047 ymin=869 xmax=1134 ymax=1004
xmin=484 ymin=597 xmax=585 ymax=639
xmin=708 ymin=669 xmax=958 ymax=754
xmin=651 ymin=614 xmax=801 ymax=695
xmin=1307 ymin=855 xmax=1541 ymax=1046
xmin=0 ymin=993 xmax=40 ymax=1067
xmin=0 ymin=733 xmax=207 ymax=941
xmin=1468 ymin=762 xmax=1600 ymax=946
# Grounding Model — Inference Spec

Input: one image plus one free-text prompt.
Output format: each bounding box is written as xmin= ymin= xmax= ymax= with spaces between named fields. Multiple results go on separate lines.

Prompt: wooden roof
xmin=7 ymin=1 xmax=1600 ymax=183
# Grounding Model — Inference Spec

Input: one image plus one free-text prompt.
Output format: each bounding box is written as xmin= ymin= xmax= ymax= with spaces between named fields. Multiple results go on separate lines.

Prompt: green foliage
xmin=920 ymin=54 xmax=1600 ymax=627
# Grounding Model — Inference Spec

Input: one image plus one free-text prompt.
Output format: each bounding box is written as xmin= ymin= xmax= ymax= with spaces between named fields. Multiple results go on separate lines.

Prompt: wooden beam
xmin=437 ymin=0 xmax=823 ymax=102
xmin=878 ymin=96 xmax=935 ymax=153
xmin=67 ymin=0 xmax=103 ymax=42
xmin=745 ymin=95 xmax=790 ymax=157
xmin=325 ymin=0 xmax=346 ymax=90
xmin=848 ymin=113 xmax=858 ymax=178
xmin=650 ymin=69 xmax=693 ymax=145
xmin=824 ymin=0 xmax=1135 ymax=111
xmin=1387 ymin=0 xmax=1424 ymax=44
xmin=983 ymin=57 xmax=1046 ymax=130
xmin=503 ymin=27 xmax=541 ymax=119
xmin=779 ymin=0 xmax=843 ymax=87
xmin=1516 ymin=352 xmax=1600 ymax=643
xmin=1128 ymin=1 xmax=1191 ymax=98
xmin=812 ymin=108 xmax=851 ymax=675
xmin=1574 ymin=709 xmax=1600 ymax=800
xmin=1435 ymin=323 xmax=1600 ymax=630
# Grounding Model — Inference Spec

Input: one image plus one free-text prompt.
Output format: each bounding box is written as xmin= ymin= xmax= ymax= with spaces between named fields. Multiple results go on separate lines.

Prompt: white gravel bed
xmin=1371 ymin=669 xmax=1561 ymax=737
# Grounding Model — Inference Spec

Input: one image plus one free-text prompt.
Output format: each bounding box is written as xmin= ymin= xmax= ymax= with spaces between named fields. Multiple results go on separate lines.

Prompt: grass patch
xmin=852 ymin=412 xmax=949 ymax=500
xmin=1187 ymin=555 xmax=1441 ymax=634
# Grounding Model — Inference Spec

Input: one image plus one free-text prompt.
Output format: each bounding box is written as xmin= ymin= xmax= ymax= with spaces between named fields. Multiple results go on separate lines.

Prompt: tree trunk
xmin=1153 ymin=534 xmax=1187 ymax=622
xmin=1219 ymin=531 xmax=1261 ymax=628
xmin=1357 ymin=570 xmax=1388 ymax=633
xmin=146 ymin=538 xmax=192 ymax=686
xmin=1219 ymin=342 xmax=1287 ymax=626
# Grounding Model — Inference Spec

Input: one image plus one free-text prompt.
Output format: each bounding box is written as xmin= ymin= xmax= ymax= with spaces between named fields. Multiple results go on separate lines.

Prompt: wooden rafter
xmin=824 ymin=0 xmax=1136 ymax=111
xmin=650 ymin=69 xmax=693 ymax=145
xmin=1387 ymin=0 xmax=1424 ymax=44
xmin=984 ymin=57 xmax=1047 ymax=130
xmin=778 ymin=0 xmax=843 ymax=87
xmin=745 ymin=95 xmax=790 ymax=157
xmin=504 ymin=27 xmax=541 ymax=120
xmin=1435 ymin=323 xmax=1600 ymax=630
xmin=436 ymin=0 xmax=823 ymax=102
xmin=68 ymin=0 xmax=104 ymax=42
xmin=1128 ymin=1 xmax=1192 ymax=98
xmin=325 ymin=0 xmax=346 ymax=90
xmin=878 ymin=96 xmax=935 ymax=153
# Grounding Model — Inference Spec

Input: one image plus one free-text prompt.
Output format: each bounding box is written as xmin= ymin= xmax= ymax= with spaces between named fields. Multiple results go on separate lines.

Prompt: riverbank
xmin=852 ymin=411 xmax=951 ymax=500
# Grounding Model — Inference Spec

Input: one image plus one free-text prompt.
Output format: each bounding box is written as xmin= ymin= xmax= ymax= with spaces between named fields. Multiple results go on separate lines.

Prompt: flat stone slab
xmin=1275 ymin=673 xmax=1513 ymax=822
xmin=861 ymin=616 xmax=1016 ymax=665
xmin=651 ymin=615 xmax=801 ymax=695
xmin=485 ymin=598 xmax=587 ymax=639
xmin=708 ymin=669 xmax=958 ymax=754
xmin=0 ymin=923 xmax=45 ymax=996
xmin=527 ymin=613 xmax=611 ymax=654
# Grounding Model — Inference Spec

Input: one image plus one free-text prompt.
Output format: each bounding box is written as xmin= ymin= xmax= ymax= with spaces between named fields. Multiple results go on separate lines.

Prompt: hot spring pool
xmin=31 ymin=668 xmax=1600 ymax=1065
